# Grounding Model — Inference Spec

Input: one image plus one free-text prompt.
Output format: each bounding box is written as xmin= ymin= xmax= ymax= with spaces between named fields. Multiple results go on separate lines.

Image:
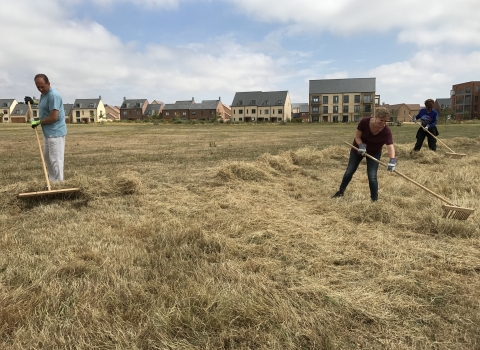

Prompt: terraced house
xmin=230 ymin=91 xmax=292 ymax=123
xmin=0 ymin=99 xmax=18 ymax=123
xmin=309 ymin=78 xmax=380 ymax=123
xmin=162 ymin=97 xmax=231 ymax=121
xmin=120 ymin=98 xmax=149 ymax=121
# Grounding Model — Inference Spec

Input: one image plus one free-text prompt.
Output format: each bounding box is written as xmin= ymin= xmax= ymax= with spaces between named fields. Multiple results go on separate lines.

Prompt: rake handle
xmin=410 ymin=116 xmax=455 ymax=153
xmin=344 ymin=141 xmax=454 ymax=206
xmin=28 ymin=101 xmax=52 ymax=191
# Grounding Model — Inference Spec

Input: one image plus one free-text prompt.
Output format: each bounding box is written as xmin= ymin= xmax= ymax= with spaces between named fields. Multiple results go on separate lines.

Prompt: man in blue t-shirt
xmin=412 ymin=98 xmax=438 ymax=151
xmin=27 ymin=74 xmax=68 ymax=182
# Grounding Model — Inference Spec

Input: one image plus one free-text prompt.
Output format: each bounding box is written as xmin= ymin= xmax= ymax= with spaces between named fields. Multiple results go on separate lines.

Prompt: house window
xmin=323 ymin=96 xmax=328 ymax=104
xmin=277 ymin=100 xmax=283 ymax=104
xmin=259 ymin=110 xmax=262 ymax=115
xmin=354 ymin=115 xmax=359 ymax=122
xmin=183 ymin=112 xmax=187 ymax=115
xmin=333 ymin=96 xmax=339 ymax=104
xmin=333 ymin=106 xmax=338 ymax=113
xmin=475 ymin=105 xmax=478 ymax=111
xmin=265 ymin=109 xmax=269 ymax=114
xmin=33 ymin=111 xmax=37 ymax=117
xmin=250 ymin=100 xmax=256 ymax=105
xmin=252 ymin=117 xmax=255 ymax=121
xmin=312 ymin=107 xmax=319 ymax=113
xmin=278 ymin=118 xmax=282 ymax=121
xmin=210 ymin=111 xmax=214 ymax=115
xmin=263 ymin=100 xmax=270 ymax=105
xmin=354 ymin=95 xmax=360 ymax=103
xmin=237 ymin=100 xmax=243 ymax=106
xmin=88 ymin=103 xmax=95 ymax=108
xmin=333 ymin=115 xmax=338 ymax=123
xmin=3 ymin=117 xmax=8 ymax=121
xmin=343 ymin=95 xmax=349 ymax=103
xmin=343 ymin=106 xmax=349 ymax=113
xmin=3 ymin=110 xmax=8 ymax=114
xmin=475 ymin=96 xmax=478 ymax=102
xmin=76 ymin=118 xmax=80 ymax=123
xmin=137 ymin=111 xmax=140 ymax=115
xmin=166 ymin=112 xmax=169 ymax=116
xmin=354 ymin=105 xmax=360 ymax=113
xmin=364 ymin=105 xmax=372 ymax=113
xmin=191 ymin=111 xmax=196 ymax=115
xmin=239 ymin=118 xmax=243 ymax=121
xmin=251 ymin=109 xmax=256 ymax=113
xmin=312 ymin=96 xmax=319 ymax=103
xmin=323 ymin=106 xmax=328 ymax=113
xmin=364 ymin=95 xmax=372 ymax=103
xmin=239 ymin=110 xmax=243 ymax=114
xmin=246 ymin=109 xmax=249 ymax=114
xmin=278 ymin=109 xmax=282 ymax=114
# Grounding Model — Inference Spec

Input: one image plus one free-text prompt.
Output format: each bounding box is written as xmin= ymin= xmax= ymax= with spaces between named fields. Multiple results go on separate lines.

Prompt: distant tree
xmin=439 ymin=107 xmax=453 ymax=124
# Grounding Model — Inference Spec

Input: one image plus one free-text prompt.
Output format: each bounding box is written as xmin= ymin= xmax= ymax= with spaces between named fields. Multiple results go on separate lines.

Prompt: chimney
xmin=99 ymin=95 xmax=102 ymax=100
xmin=123 ymin=97 xmax=126 ymax=101
xmin=192 ymin=97 xmax=195 ymax=102
xmin=219 ymin=96 xmax=221 ymax=101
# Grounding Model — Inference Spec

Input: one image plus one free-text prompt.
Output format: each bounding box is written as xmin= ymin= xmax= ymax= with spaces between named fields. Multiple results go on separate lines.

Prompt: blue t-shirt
xmin=38 ymin=87 xmax=67 ymax=138
xmin=414 ymin=108 xmax=438 ymax=128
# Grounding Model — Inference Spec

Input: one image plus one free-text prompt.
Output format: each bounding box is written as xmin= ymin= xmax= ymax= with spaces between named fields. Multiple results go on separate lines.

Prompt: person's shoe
xmin=371 ymin=198 xmax=378 ymax=202
xmin=332 ymin=190 xmax=344 ymax=198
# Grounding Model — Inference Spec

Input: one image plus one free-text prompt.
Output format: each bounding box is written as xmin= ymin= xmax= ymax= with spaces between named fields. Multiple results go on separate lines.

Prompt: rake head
xmin=445 ymin=152 xmax=467 ymax=159
xmin=442 ymin=204 xmax=475 ymax=220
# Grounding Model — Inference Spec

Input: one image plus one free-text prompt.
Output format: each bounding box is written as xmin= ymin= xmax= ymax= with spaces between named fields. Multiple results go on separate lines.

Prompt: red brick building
xmin=451 ymin=81 xmax=480 ymax=121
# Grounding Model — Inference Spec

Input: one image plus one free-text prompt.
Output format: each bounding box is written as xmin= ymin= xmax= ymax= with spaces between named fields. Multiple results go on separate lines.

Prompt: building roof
xmin=163 ymin=99 xmax=195 ymax=110
xmin=144 ymin=104 xmax=163 ymax=116
xmin=436 ymin=98 xmax=451 ymax=106
xmin=0 ymin=99 xmax=15 ymax=108
xmin=190 ymin=100 xmax=220 ymax=110
xmin=231 ymin=91 xmax=262 ymax=107
xmin=73 ymin=98 xmax=101 ymax=108
xmin=309 ymin=78 xmax=376 ymax=94
xmin=11 ymin=103 xmax=28 ymax=116
xmin=121 ymin=99 xmax=147 ymax=109
xmin=231 ymin=91 xmax=289 ymax=107
xmin=64 ymin=103 xmax=73 ymax=115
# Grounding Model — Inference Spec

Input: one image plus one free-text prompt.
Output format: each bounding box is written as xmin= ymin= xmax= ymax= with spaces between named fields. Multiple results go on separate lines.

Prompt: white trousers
xmin=43 ymin=136 xmax=65 ymax=182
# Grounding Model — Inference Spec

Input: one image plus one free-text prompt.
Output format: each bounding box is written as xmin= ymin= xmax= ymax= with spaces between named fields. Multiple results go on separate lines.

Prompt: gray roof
xmin=299 ymin=104 xmax=309 ymax=113
xmin=121 ymin=99 xmax=147 ymax=109
xmin=11 ymin=103 xmax=29 ymax=115
xmin=73 ymin=98 xmax=101 ymax=109
xmin=64 ymin=103 xmax=73 ymax=115
xmin=231 ymin=91 xmax=288 ymax=107
xmin=190 ymin=100 xmax=220 ymax=110
xmin=309 ymin=78 xmax=376 ymax=94
xmin=144 ymin=104 xmax=162 ymax=116
xmin=231 ymin=91 xmax=262 ymax=107
xmin=258 ymin=91 xmax=289 ymax=106
xmin=436 ymin=98 xmax=451 ymax=107
xmin=0 ymin=99 xmax=15 ymax=108
xmin=163 ymin=99 xmax=195 ymax=110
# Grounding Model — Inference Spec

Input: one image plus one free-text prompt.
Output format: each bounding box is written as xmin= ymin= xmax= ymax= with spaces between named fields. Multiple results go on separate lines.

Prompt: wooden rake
xmin=410 ymin=116 xmax=466 ymax=158
xmin=344 ymin=142 xmax=474 ymax=220
xmin=18 ymin=102 xmax=79 ymax=198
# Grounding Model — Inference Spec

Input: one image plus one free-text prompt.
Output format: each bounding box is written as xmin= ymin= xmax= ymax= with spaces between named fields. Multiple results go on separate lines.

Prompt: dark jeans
xmin=339 ymin=149 xmax=381 ymax=201
xmin=414 ymin=127 xmax=437 ymax=151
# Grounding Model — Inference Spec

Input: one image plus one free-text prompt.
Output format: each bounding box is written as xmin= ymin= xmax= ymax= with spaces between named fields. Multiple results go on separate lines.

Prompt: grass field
xmin=1 ymin=122 xmax=480 ymax=349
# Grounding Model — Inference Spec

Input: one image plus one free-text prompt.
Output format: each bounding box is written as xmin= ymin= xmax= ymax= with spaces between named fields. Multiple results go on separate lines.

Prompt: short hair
xmin=375 ymin=107 xmax=390 ymax=119
xmin=34 ymin=74 xmax=50 ymax=84
xmin=425 ymin=98 xmax=434 ymax=105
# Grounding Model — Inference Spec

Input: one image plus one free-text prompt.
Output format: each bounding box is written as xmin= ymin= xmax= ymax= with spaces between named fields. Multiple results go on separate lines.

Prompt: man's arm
xmin=40 ymin=109 xmax=59 ymax=125
xmin=354 ymin=129 xmax=363 ymax=145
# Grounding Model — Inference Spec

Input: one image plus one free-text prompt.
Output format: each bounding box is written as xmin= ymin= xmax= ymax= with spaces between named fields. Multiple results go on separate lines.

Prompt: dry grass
xmin=1 ymin=123 xmax=480 ymax=349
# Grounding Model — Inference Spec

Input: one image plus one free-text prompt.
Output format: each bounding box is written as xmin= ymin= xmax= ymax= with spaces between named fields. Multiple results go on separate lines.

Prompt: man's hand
xmin=24 ymin=96 xmax=37 ymax=105
xmin=358 ymin=143 xmax=367 ymax=156
xmin=31 ymin=118 xmax=41 ymax=129
xmin=387 ymin=158 xmax=397 ymax=172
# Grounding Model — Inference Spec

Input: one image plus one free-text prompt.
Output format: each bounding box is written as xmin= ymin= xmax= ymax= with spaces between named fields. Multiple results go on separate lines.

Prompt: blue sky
xmin=2 ymin=0 xmax=480 ymax=107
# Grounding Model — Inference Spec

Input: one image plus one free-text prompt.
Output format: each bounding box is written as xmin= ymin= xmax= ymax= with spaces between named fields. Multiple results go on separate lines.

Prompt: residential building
xmin=292 ymin=103 xmax=310 ymax=122
xmin=309 ymin=78 xmax=379 ymax=123
xmin=120 ymin=98 xmax=149 ymax=121
xmin=0 ymin=99 xmax=18 ymax=123
xmin=162 ymin=98 xmax=195 ymax=120
xmin=72 ymin=96 xmax=105 ymax=123
xmin=383 ymin=103 xmax=421 ymax=122
xmin=105 ymin=104 xmax=120 ymax=120
xmin=10 ymin=102 xmax=29 ymax=123
xmin=450 ymin=81 xmax=480 ymax=121
xmin=144 ymin=102 xmax=164 ymax=118
xmin=230 ymin=91 xmax=292 ymax=122
xmin=189 ymin=98 xmax=231 ymax=121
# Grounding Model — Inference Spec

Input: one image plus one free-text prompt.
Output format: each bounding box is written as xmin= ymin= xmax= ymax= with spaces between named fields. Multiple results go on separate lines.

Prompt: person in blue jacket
xmin=26 ymin=74 xmax=67 ymax=182
xmin=412 ymin=98 xmax=438 ymax=151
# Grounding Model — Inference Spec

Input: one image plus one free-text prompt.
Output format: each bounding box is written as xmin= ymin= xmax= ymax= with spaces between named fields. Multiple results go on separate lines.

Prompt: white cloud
xmin=227 ymin=0 xmax=480 ymax=46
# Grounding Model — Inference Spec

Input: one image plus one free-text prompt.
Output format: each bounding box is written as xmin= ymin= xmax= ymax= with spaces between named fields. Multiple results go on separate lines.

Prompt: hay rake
xmin=344 ymin=142 xmax=474 ymax=220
